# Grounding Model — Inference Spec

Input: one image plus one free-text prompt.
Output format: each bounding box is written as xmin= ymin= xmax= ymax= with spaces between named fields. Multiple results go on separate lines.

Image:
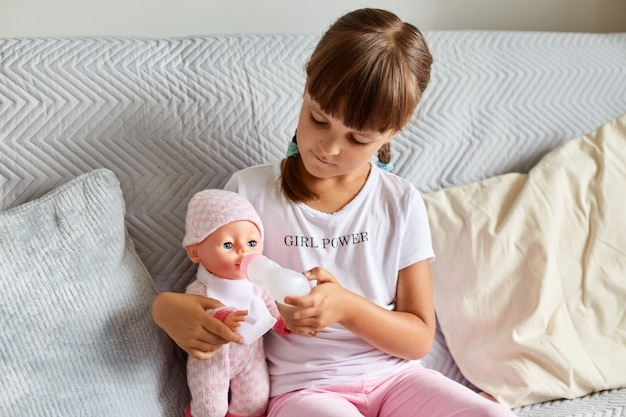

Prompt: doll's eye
xmin=248 ymin=240 xmax=258 ymax=248
xmin=223 ymin=242 xmax=233 ymax=249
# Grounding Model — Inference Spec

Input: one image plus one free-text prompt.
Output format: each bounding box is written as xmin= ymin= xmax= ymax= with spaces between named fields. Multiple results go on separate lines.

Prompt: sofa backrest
xmin=2 ymin=32 xmax=625 ymax=291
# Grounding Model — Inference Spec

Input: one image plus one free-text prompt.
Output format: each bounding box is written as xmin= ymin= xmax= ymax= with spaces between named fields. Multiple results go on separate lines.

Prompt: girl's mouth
xmin=314 ymin=154 xmax=330 ymax=164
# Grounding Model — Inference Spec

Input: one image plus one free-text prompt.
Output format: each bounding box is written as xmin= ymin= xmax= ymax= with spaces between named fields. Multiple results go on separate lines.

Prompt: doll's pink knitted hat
xmin=182 ymin=189 xmax=264 ymax=248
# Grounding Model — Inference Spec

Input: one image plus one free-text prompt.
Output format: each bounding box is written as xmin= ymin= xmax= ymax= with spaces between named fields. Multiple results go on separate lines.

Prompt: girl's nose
xmin=318 ymin=134 xmax=340 ymax=155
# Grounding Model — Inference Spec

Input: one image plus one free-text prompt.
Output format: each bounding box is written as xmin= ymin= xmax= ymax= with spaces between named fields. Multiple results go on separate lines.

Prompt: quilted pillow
xmin=0 ymin=169 xmax=188 ymax=416
xmin=423 ymin=112 xmax=626 ymax=408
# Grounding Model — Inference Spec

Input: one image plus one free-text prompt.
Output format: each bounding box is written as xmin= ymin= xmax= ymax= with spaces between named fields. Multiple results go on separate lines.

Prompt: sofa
xmin=1 ymin=31 xmax=625 ymax=416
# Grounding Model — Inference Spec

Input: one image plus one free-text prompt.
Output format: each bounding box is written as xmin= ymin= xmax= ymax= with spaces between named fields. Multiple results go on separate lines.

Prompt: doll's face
xmin=187 ymin=220 xmax=263 ymax=279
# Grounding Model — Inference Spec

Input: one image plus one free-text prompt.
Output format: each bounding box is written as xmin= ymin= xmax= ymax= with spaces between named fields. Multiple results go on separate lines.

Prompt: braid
xmin=281 ymin=133 xmax=319 ymax=203
xmin=378 ymin=143 xmax=391 ymax=164
xmin=376 ymin=142 xmax=394 ymax=172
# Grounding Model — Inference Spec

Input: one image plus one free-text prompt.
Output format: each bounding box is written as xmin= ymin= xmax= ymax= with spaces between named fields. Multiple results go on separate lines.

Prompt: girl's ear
xmin=185 ymin=245 xmax=200 ymax=263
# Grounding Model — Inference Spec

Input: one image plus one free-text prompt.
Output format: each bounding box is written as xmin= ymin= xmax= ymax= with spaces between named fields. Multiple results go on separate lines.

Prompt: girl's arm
xmin=280 ymin=259 xmax=436 ymax=360
xmin=151 ymin=292 xmax=244 ymax=360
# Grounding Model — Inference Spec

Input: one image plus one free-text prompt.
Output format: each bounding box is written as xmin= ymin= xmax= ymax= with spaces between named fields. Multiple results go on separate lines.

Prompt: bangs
xmin=306 ymin=34 xmax=418 ymax=133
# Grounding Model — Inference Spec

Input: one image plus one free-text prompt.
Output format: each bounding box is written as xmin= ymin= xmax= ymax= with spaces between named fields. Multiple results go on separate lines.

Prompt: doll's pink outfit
xmin=185 ymin=268 xmax=285 ymax=417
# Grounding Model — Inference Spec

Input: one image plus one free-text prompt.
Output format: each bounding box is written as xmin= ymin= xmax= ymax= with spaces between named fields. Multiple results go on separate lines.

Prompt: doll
xmin=182 ymin=189 xmax=287 ymax=417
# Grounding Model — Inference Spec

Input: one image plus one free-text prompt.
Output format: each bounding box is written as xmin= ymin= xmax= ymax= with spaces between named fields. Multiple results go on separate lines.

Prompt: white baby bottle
xmin=241 ymin=253 xmax=311 ymax=304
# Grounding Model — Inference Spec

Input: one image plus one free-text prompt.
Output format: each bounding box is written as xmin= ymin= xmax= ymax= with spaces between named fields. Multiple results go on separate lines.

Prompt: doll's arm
xmin=186 ymin=280 xmax=247 ymax=333
xmin=272 ymin=315 xmax=289 ymax=336
xmin=214 ymin=308 xmax=248 ymax=332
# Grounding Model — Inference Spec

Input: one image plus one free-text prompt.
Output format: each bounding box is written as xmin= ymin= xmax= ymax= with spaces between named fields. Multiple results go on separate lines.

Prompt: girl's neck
xmin=298 ymin=160 xmax=371 ymax=214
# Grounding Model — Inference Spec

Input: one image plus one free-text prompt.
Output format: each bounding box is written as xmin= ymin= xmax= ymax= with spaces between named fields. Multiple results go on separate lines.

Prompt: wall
xmin=1 ymin=0 xmax=626 ymax=38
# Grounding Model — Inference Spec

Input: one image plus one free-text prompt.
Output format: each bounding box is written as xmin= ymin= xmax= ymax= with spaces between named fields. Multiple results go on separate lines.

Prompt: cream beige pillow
xmin=423 ymin=112 xmax=626 ymax=408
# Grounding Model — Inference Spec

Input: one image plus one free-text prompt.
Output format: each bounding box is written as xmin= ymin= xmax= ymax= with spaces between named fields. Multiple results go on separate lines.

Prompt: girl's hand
xmin=278 ymin=267 xmax=351 ymax=335
xmin=151 ymin=292 xmax=244 ymax=360
xmin=282 ymin=260 xmax=436 ymax=360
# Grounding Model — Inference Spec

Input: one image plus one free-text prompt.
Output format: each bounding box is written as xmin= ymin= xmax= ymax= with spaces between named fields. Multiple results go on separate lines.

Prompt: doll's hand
xmin=279 ymin=267 xmax=350 ymax=335
xmin=223 ymin=310 xmax=248 ymax=332
xmin=151 ymin=292 xmax=244 ymax=360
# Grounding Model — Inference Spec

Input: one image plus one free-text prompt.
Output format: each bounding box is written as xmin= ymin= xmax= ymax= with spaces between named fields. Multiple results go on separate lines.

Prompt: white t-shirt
xmin=225 ymin=160 xmax=434 ymax=397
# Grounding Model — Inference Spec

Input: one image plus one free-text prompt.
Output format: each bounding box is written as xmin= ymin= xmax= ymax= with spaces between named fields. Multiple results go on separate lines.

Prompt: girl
xmin=152 ymin=8 xmax=517 ymax=417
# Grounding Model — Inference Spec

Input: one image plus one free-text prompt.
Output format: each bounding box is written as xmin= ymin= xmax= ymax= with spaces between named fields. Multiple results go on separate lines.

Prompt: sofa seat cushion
xmin=424 ymin=112 xmax=626 ymax=408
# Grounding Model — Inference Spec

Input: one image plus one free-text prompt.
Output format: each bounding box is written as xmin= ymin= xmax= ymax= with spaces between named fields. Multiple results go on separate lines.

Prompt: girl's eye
xmin=310 ymin=112 xmax=368 ymax=146
xmin=248 ymin=240 xmax=258 ymax=248
xmin=348 ymin=135 xmax=368 ymax=146
xmin=222 ymin=242 xmax=233 ymax=249
xmin=309 ymin=113 xmax=326 ymax=127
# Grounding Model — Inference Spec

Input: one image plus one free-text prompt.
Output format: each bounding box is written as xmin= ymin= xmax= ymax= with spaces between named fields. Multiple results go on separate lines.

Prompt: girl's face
xmin=296 ymin=92 xmax=395 ymax=180
xmin=191 ymin=220 xmax=263 ymax=279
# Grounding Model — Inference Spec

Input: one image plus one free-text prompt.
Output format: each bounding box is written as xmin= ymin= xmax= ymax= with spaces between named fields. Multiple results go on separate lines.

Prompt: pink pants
xmin=267 ymin=363 xmax=516 ymax=417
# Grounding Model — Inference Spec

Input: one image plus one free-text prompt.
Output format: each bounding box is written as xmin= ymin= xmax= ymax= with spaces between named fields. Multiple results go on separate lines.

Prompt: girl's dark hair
xmin=282 ymin=8 xmax=433 ymax=203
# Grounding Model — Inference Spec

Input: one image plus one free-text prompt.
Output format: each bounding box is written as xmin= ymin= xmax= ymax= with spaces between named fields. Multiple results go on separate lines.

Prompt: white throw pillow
xmin=424 ymin=112 xmax=626 ymax=408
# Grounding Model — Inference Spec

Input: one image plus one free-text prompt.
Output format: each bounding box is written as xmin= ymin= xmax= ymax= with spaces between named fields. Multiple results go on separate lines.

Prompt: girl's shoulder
xmin=373 ymin=165 xmax=421 ymax=197
xmin=226 ymin=160 xmax=281 ymax=190
xmin=233 ymin=160 xmax=279 ymax=176
xmin=369 ymin=167 xmax=428 ymax=218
